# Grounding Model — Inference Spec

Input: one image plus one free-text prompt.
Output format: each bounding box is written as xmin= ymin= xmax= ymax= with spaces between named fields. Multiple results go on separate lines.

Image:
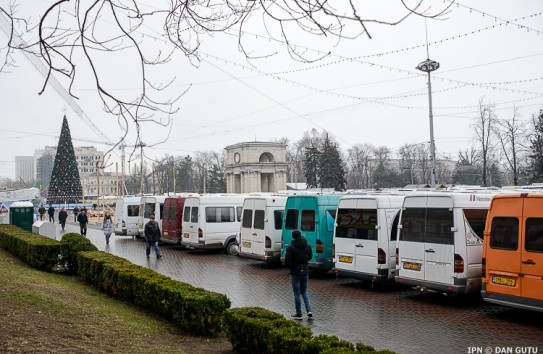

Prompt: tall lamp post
xmin=416 ymin=58 xmax=440 ymax=189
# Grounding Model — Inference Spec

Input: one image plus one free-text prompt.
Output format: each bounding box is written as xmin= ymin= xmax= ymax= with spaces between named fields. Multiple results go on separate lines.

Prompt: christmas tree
xmin=47 ymin=115 xmax=83 ymax=204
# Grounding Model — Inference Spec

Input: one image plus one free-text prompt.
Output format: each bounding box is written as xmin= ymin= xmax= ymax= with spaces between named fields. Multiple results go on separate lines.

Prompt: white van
xmin=114 ymin=196 xmax=141 ymax=236
xmin=181 ymin=194 xmax=245 ymax=255
xmin=138 ymin=195 xmax=167 ymax=236
xmin=239 ymin=195 xmax=287 ymax=263
xmin=395 ymin=192 xmax=495 ymax=294
xmin=333 ymin=194 xmax=405 ymax=283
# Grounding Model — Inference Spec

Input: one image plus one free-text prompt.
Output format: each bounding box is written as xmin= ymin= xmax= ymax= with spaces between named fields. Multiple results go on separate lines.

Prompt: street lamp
xmin=416 ymin=58 xmax=440 ymax=189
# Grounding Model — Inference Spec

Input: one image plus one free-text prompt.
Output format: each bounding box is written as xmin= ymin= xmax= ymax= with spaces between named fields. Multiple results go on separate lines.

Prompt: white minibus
xmin=239 ymin=195 xmax=287 ymax=263
xmin=395 ymin=192 xmax=495 ymax=294
xmin=114 ymin=196 xmax=141 ymax=236
xmin=181 ymin=194 xmax=245 ymax=255
xmin=138 ymin=195 xmax=167 ymax=236
xmin=334 ymin=194 xmax=404 ymax=283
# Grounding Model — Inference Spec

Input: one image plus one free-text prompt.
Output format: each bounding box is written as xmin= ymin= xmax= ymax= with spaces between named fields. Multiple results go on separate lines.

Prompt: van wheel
xmin=226 ymin=241 xmax=239 ymax=256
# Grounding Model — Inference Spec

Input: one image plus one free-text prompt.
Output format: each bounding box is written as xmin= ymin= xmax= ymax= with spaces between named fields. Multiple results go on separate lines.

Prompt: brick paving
xmin=54 ymin=221 xmax=543 ymax=354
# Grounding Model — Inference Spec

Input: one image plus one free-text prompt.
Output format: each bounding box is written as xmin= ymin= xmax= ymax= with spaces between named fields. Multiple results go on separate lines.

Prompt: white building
xmin=15 ymin=156 xmax=34 ymax=185
xmin=82 ymin=171 xmax=119 ymax=198
xmin=225 ymin=142 xmax=288 ymax=193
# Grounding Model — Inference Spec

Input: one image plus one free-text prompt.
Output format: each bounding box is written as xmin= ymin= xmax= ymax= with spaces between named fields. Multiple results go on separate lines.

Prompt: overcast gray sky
xmin=1 ymin=0 xmax=542 ymax=179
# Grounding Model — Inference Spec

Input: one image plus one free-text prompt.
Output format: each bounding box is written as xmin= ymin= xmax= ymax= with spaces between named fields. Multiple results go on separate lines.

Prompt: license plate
xmin=183 ymin=233 xmax=189 ymax=238
xmin=242 ymin=241 xmax=251 ymax=248
xmin=403 ymin=262 xmax=422 ymax=271
xmin=492 ymin=276 xmax=516 ymax=287
xmin=338 ymin=255 xmax=353 ymax=263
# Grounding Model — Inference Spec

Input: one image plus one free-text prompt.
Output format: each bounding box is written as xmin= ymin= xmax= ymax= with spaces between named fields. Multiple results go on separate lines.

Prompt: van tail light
xmin=265 ymin=236 xmax=271 ymax=248
xmin=396 ymin=248 xmax=399 ymax=266
xmin=378 ymin=248 xmax=386 ymax=264
xmin=482 ymin=257 xmax=486 ymax=274
xmin=454 ymin=253 xmax=464 ymax=273
xmin=198 ymin=228 xmax=203 ymax=238
xmin=316 ymin=239 xmax=324 ymax=253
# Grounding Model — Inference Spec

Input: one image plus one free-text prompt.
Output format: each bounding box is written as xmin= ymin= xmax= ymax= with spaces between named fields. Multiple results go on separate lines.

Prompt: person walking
xmin=102 ymin=212 xmax=113 ymax=244
xmin=77 ymin=209 xmax=89 ymax=236
xmin=144 ymin=213 xmax=162 ymax=259
xmin=285 ymin=230 xmax=313 ymax=320
xmin=38 ymin=204 xmax=46 ymax=221
xmin=73 ymin=206 xmax=80 ymax=222
xmin=58 ymin=207 xmax=68 ymax=231
xmin=48 ymin=205 xmax=55 ymax=223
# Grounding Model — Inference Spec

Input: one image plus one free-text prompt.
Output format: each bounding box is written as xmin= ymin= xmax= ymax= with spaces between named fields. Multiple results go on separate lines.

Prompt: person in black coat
xmin=58 ymin=207 xmax=68 ymax=231
xmin=77 ymin=209 xmax=89 ymax=236
xmin=48 ymin=205 xmax=55 ymax=223
xmin=144 ymin=214 xmax=162 ymax=259
xmin=284 ymin=229 xmax=313 ymax=320
xmin=73 ymin=206 xmax=80 ymax=222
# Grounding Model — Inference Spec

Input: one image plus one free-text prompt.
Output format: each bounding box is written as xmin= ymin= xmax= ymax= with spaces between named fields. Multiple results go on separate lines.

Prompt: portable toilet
xmin=9 ymin=201 xmax=35 ymax=232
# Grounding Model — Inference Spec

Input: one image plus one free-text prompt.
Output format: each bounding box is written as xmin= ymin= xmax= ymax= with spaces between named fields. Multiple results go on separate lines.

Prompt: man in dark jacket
xmin=58 ymin=207 xmax=68 ymax=231
xmin=77 ymin=209 xmax=89 ymax=236
xmin=284 ymin=229 xmax=313 ymax=320
xmin=38 ymin=204 xmax=46 ymax=221
xmin=144 ymin=214 xmax=162 ymax=259
xmin=48 ymin=205 xmax=55 ymax=222
xmin=73 ymin=206 xmax=80 ymax=222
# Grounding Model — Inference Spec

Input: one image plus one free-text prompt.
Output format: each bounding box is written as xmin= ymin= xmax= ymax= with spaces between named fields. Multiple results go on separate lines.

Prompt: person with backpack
xmin=285 ymin=229 xmax=313 ymax=321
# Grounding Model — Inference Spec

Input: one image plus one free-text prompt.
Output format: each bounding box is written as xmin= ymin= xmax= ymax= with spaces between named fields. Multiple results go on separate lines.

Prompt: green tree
xmin=176 ymin=155 xmax=195 ymax=192
xmin=528 ymin=109 xmax=543 ymax=183
xmin=47 ymin=116 xmax=83 ymax=204
xmin=318 ymin=134 xmax=346 ymax=191
xmin=206 ymin=164 xmax=226 ymax=193
xmin=303 ymin=145 xmax=320 ymax=189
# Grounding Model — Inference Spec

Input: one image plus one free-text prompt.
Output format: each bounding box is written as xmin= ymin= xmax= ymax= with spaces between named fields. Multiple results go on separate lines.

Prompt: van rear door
xmin=334 ymin=198 xmax=359 ymax=273
xmin=353 ymin=199 xmax=379 ymax=275
xmin=486 ymin=197 xmax=522 ymax=298
xmin=251 ymin=198 xmax=267 ymax=256
xmin=398 ymin=196 xmax=427 ymax=281
xmin=423 ymin=196 xmax=455 ymax=285
xmin=521 ymin=197 xmax=543 ymax=300
xmin=240 ymin=199 xmax=256 ymax=255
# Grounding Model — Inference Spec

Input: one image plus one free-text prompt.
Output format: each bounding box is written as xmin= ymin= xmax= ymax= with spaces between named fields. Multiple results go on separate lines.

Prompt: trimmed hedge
xmin=77 ymin=251 xmax=231 ymax=336
xmin=59 ymin=232 xmax=98 ymax=274
xmin=0 ymin=225 xmax=60 ymax=271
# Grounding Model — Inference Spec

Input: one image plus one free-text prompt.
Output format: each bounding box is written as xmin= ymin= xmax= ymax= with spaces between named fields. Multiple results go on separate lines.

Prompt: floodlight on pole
xmin=416 ymin=58 xmax=439 ymax=189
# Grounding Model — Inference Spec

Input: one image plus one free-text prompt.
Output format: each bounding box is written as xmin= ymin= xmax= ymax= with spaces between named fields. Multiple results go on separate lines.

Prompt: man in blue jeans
xmin=144 ymin=214 xmax=162 ymax=259
xmin=285 ymin=229 xmax=313 ymax=320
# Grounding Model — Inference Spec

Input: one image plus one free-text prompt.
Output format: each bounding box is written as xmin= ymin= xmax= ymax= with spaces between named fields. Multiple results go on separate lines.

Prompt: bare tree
xmin=472 ymin=98 xmax=496 ymax=187
xmin=346 ymin=143 xmax=374 ymax=189
xmin=493 ymin=107 xmax=529 ymax=186
xmin=0 ymin=1 xmax=452 ymax=154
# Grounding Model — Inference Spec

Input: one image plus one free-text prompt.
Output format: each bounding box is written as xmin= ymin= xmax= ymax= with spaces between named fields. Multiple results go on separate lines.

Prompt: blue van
xmin=281 ymin=194 xmax=343 ymax=272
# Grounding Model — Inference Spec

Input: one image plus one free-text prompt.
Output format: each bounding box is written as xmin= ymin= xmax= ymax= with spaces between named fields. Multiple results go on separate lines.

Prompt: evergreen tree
xmin=528 ymin=109 xmax=543 ymax=183
xmin=206 ymin=163 xmax=227 ymax=193
xmin=303 ymin=145 xmax=320 ymax=189
xmin=47 ymin=116 xmax=83 ymax=204
xmin=318 ymin=135 xmax=346 ymax=191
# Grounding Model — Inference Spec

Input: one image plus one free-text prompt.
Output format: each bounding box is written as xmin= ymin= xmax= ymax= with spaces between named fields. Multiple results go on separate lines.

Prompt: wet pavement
xmin=52 ymin=221 xmax=543 ymax=354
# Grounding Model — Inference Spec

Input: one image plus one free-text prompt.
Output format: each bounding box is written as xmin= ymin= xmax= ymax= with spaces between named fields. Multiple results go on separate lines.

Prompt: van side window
xmin=525 ymin=218 xmax=543 ymax=252
xmin=254 ymin=210 xmax=265 ymax=230
xmin=390 ymin=211 xmax=400 ymax=241
xmin=425 ymin=208 xmax=454 ymax=245
xmin=301 ymin=210 xmax=315 ymax=232
xmin=144 ymin=203 xmax=155 ymax=218
xmin=237 ymin=206 xmax=243 ymax=222
xmin=206 ymin=207 xmax=235 ymax=223
xmin=127 ymin=205 xmax=139 ymax=217
xmin=183 ymin=206 xmax=191 ymax=222
xmin=191 ymin=207 xmax=198 ymax=223
xmin=399 ymin=208 xmax=426 ymax=242
xmin=335 ymin=208 xmax=377 ymax=240
xmin=326 ymin=210 xmax=336 ymax=233
xmin=274 ymin=210 xmax=284 ymax=230
xmin=242 ymin=209 xmax=253 ymax=228
xmin=490 ymin=217 xmax=518 ymax=250
xmin=463 ymin=209 xmax=488 ymax=238
xmin=285 ymin=209 xmax=298 ymax=230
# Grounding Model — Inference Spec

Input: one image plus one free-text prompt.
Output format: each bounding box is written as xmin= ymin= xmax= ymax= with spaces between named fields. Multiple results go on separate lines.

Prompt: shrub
xmin=59 ymin=233 xmax=98 ymax=274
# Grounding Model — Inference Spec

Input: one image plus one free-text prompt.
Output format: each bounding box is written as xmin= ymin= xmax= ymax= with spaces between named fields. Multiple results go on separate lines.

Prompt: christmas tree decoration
xmin=47 ymin=115 xmax=83 ymax=204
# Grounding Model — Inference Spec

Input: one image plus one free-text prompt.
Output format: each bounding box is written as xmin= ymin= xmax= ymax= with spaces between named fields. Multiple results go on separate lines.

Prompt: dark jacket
xmin=144 ymin=221 xmax=161 ymax=243
xmin=48 ymin=206 xmax=55 ymax=216
xmin=73 ymin=207 xmax=80 ymax=215
xmin=285 ymin=236 xmax=312 ymax=275
xmin=58 ymin=210 xmax=68 ymax=223
xmin=77 ymin=213 xmax=88 ymax=224
xmin=38 ymin=206 xmax=46 ymax=215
